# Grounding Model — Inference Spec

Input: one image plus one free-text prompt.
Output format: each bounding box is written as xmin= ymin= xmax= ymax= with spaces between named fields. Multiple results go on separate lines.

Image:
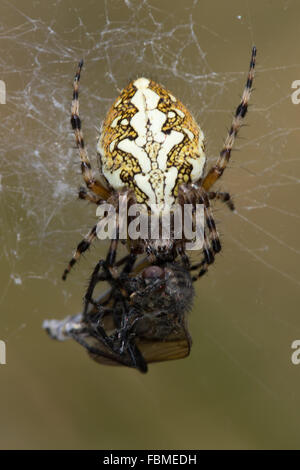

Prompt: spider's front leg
xmin=71 ymin=60 xmax=110 ymax=200
xmin=187 ymin=47 xmax=256 ymax=280
xmin=84 ymin=262 xmax=147 ymax=372
xmin=62 ymin=189 xmax=136 ymax=281
xmin=118 ymin=315 xmax=148 ymax=373
xmin=82 ymin=236 xmax=124 ymax=319
xmin=61 ymin=210 xmax=114 ymax=282
xmin=82 ymin=208 xmax=137 ymax=318
xmin=62 ymin=224 xmax=98 ymax=280
xmin=202 ymin=46 xmax=256 ymax=192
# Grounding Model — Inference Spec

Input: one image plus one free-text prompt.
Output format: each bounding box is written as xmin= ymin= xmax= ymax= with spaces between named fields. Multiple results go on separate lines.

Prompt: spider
xmin=62 ymin=47 xmax=256 ymax=282
xmin=45 ymin=259 xmax=194 ymax=372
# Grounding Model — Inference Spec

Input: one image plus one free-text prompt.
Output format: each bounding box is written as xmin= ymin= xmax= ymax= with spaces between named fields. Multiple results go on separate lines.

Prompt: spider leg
xmin=202 ymin=46 xmax=256 ymax=192
xmin=193 ymin=185 xmax=221 ymax=260
xmin=202 ymin=229 xmax=215 ymax=265
xmin=120 ymin=252 xmax=137 ymax=274
xmin=116 ymin=307 xmax=148 ymax=373
xmin=87 ymin=297 xmax=146 ymax=372
xmin=178 ymin=184 xmax=217 ymax=270
xmin=208 ymin=191 xmax=235 ymax=211
xmin=69 ymin=328 xmax=136 ymax=369
xmin=115 ymin=313 xmax=148 ymax=372
xmin=181 ymin=184 xmax=221 ymax=281
xmin=177 ymin=243 xmax=190 ymax=268
xmin=186 ymin=188 xmax=232 ymax=281
xmin=71 ymin=60 xmax=110 ymax=200
xmin=62 ymin=224 xmax=98 ymax=280
xmin=84 ymin=252 xmax=137 ymax=315
xmin=83 ymin=260 xmax=109 ymax=317
xmin=81 ymin=252 xmax=138 ymax=329
xmin=83 ymin=275 xmax=147 ymax=372
xmin=191 ymin=260 xmax=209 ymax=281
xmin=62 ymin=189 xmax=129 ymax=282
xmin=124 ymin=338 xmax=148 ymax=373
xmin=83 ymin=237 xmax=119 ymax=316
xmin=189 ymin=241 xmax=215 ymax=281
xmin=78 ymin=187 xmax=103 ymax=205
xmin=83 ymin=250 xmax=146 ymax=372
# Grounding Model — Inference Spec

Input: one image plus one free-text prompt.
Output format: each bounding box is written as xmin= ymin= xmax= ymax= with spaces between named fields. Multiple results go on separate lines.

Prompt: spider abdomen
xmin=98 ymin=77 xmax=206 ymax=212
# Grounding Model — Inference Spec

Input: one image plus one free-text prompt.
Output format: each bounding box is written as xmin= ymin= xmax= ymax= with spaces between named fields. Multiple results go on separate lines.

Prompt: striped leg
xmin=78 ymin=187 xmax=103 ymax=205
xmin=187 ymin=186 xmax=222 ymax=281
xmin=189 ymin=239 xmax=212 ymax=282
xmin=62 ymin=224 xmax=97 ymax=280
xmin=208 ymin=190 xmax=235 ymax=211
xmin=190 ymin=220 xmax=218 ymax=282
xmin=202 ymin=46 xmax=256 ymax=192
xmin=198 ymin=187 xmax=221 ymax=256
xmin=190 ymin=259 xmax=207 ymax=281
xmin=71 ymin=60 xmax=110 ymax=200
xmin=62 ymin=219 xmax=123 ymax=282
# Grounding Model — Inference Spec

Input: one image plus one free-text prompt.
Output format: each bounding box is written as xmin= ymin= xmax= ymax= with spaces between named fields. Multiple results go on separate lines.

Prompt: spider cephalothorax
xmin=62 ymin=47 xmax=256 ymax=282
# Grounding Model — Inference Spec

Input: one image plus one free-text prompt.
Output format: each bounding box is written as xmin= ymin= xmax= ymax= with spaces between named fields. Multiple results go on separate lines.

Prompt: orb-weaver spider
xmin=62 ymin=47 xmax=256 ymax=283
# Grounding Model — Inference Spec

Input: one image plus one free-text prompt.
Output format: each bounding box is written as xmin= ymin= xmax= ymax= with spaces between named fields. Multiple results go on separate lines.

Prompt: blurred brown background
xmin=0 ymin=0 xmax=300 ymax=449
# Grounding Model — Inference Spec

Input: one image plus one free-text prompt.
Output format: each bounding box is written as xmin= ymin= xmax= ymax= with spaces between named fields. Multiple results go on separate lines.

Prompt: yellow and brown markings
xmin=99 ymin=78 xmax=206 ymax=208
xmin=149 ymin=80 xmax=204 ymax=197
xmin=100 ymin=83 xmax=137 ymax=159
